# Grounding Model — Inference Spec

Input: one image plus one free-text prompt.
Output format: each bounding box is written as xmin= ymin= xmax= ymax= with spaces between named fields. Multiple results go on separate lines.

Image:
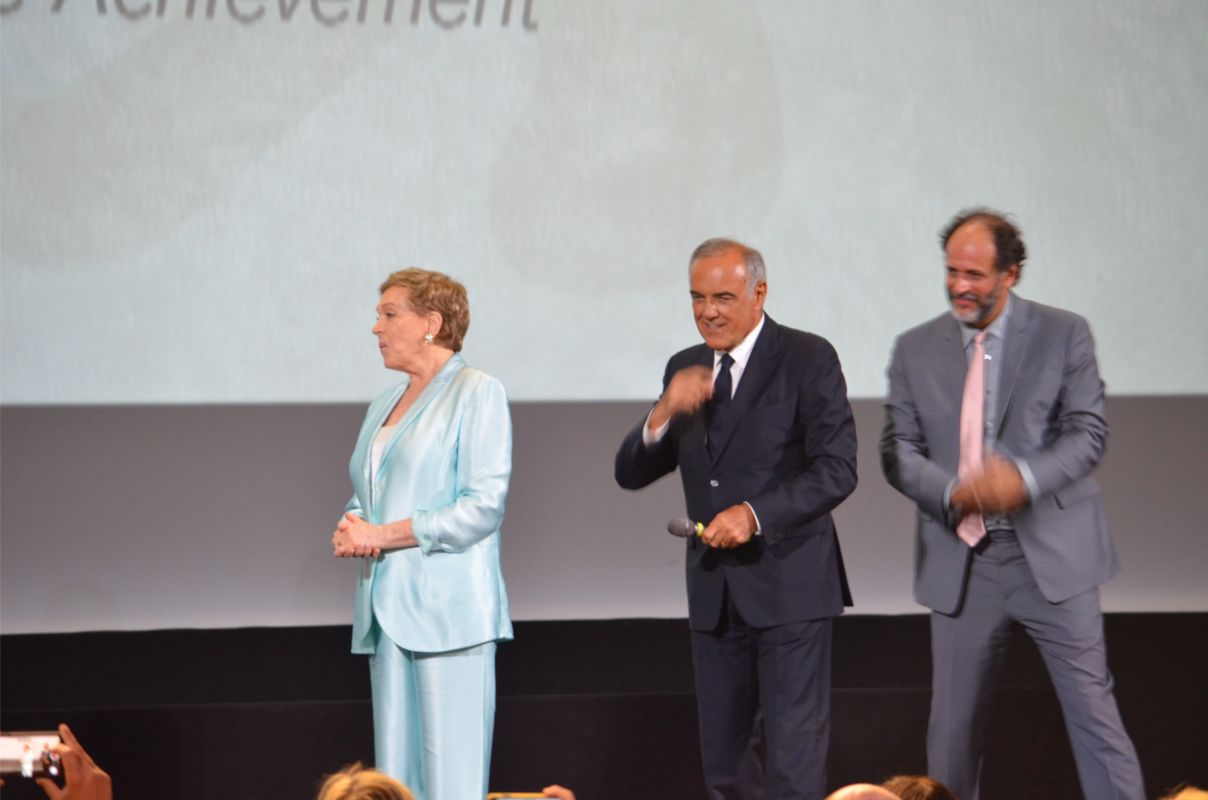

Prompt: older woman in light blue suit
xmin=332 ymin=268 xmax=513 ymax=800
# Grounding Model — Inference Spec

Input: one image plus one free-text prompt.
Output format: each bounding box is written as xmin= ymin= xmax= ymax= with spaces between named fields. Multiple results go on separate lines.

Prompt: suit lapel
xmin=375 ymin=354 xmax=465 ymax=485
xmin=683 ymin=347 xmax=713 ymax=459
xmin=359 ymin=381 xmax=408 ymax=490
xmin=711 ymin=317 xmax=779 ymax=464
xmin=395 ymin=354 xmax=463 ymax=433
xmin=936 ymin=315 xmax=968 ymax=414
xmin=995 ymin=294 xmax=1031 ymax=430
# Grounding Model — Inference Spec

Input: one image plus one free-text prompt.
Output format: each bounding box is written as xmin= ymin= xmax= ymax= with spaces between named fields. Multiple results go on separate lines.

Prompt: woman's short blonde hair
xmin=379 ymin=268 xmax=470 ymax=352
xmin=316 ymin=762 xmax=415 ymax=800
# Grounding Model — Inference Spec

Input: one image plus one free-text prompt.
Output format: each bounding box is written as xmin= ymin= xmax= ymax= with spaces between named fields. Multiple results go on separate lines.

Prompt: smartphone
xmin=0 ymin=731 xmax=62 ymax=779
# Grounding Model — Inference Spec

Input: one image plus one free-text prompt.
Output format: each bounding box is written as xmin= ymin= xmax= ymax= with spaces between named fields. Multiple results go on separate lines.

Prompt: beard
xmin=949 ymin=284 xmax=1000 ymax=325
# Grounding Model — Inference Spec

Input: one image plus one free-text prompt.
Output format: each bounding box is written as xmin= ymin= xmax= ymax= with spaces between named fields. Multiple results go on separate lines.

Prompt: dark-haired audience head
xmin=881 ymin=774 xmax=959 ymax=800
xmin=316 ymin=763 xmax=415 ymax=800
xmin=940 ymin=207 xmax=1027 ymax=282
xmin=826 ymin=784 xmax=901 ymax=800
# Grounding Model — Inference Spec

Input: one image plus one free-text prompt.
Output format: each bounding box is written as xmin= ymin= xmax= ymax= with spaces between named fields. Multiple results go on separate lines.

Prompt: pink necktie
xmin=957 ymin=332 xmax=987 ymax=547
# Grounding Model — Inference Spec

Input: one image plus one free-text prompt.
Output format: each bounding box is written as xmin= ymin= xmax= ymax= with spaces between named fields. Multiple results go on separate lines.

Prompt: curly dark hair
xmin=940 ymin=208 xmax=1027 ymax=283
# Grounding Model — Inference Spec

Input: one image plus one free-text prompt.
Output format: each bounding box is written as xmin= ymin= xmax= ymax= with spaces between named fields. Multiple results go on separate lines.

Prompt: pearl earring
xmin=424 ymin=333 xmax=434 ymax=344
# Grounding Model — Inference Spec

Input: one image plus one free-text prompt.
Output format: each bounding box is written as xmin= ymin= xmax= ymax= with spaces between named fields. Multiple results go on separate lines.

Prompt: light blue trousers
xmin=370 ymin=637 xmax=497 ymax=800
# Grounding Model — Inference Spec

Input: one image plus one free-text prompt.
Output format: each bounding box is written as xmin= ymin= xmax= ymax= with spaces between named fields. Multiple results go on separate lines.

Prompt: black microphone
xmin=667 ymin=518 xmax=704 ymax=538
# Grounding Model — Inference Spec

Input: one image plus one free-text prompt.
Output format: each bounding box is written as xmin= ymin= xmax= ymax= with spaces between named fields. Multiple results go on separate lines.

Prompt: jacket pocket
xmin=1054 ymin=478 xmax=1099 ymax=509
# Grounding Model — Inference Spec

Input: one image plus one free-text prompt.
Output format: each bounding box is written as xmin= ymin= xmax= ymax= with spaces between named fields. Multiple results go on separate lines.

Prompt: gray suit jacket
xmin=880 ymin=294 xmax=1119 ymax=614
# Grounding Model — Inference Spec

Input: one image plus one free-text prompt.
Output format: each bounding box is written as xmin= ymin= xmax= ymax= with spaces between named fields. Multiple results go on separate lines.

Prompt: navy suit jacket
xmin=615 ymin=315 xmax=858 ymax=631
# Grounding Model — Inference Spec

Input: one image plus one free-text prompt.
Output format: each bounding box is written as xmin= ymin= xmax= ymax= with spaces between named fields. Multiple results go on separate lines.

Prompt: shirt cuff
xmin=410 ymin=511 xmax=440 ymax=554
xmin=642 ymin=409 xmax=670 ymax=447
xmin=1013 ymin=458 xmax=1040 ymax=503
xmin=743 ymin=501 xmax=762 ymax=536
xmin=942 ymin=476 xmax=959 ymax=526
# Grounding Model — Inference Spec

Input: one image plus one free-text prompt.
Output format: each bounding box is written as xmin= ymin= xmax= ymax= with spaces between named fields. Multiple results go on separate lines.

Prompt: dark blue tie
xmin=707 ymin=353 xmax=734 ymax=457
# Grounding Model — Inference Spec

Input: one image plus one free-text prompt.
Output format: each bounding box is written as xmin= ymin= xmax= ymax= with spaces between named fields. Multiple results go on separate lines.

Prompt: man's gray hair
xmin=689 ymin=237 xmax=767 ymax=293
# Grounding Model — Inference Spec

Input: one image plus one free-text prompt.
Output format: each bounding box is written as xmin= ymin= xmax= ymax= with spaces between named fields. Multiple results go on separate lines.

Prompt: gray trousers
xmin=928 ymin=531 xmax=1144 ymax=800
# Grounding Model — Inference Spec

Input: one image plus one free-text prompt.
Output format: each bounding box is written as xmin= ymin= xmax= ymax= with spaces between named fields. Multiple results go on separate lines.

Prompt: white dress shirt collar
xmin=713 ymin=313 xmax=766 ymax=394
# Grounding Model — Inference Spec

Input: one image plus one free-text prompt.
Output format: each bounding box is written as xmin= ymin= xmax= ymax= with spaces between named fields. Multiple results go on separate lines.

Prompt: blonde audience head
xmin=1159 ymin=786 xmax=1208 ymax=800
xmin=316 ymin=763 xmax=415 ymax=800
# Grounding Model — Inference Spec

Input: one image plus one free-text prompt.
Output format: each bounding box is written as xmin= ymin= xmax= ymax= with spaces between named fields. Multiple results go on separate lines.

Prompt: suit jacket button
xmin=709 ymin=479 xmax=719 ymax=487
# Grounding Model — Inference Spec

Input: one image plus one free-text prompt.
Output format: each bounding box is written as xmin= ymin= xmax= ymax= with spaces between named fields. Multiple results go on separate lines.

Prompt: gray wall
xmin=2 ymin=396 xmax=1205 ymax=634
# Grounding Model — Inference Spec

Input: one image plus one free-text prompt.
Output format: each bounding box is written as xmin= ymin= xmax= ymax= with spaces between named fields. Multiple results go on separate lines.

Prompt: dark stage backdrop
xmin=3 ymin=616 xmax=1206 ymax=800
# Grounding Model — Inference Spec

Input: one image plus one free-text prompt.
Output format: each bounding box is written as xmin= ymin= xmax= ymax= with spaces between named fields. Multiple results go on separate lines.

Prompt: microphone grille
xmin=667 ymin=518 xmax=696 ymax=538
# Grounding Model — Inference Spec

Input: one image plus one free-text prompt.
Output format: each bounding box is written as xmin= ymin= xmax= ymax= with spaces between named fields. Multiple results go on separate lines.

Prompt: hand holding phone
xmin=1 ymin=724 xmax=112 ymax=800
xmin=0 ymin=730 xmax=62 ymax=779
xmin=39 ymin=724 xmax=112 ymax=800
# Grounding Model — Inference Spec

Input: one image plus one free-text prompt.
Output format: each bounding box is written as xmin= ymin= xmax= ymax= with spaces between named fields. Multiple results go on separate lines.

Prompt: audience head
xmin=881 ymin=774 xmax=959 ymax=800
xmin=826 ymin=784 xmax=901 ymax=800
xmin=1159 ymin=786 xmax=1208 ymax=800
xmin=316 ymin=763 xmax=415 ymax=800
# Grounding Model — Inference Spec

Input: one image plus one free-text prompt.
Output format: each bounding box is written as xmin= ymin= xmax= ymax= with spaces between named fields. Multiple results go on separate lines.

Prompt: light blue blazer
xmin=346 ymin=354 xmax=514 ymax=655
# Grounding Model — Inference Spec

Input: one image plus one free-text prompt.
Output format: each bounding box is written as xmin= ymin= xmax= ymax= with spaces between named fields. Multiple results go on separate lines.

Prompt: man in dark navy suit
xmin=615 ymin=238 xmax=858 ymax=800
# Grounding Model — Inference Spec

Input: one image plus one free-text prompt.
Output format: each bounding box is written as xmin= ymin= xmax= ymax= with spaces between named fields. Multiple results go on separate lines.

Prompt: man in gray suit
xmin=881 ymin=209 xmax=1144 ymax=800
